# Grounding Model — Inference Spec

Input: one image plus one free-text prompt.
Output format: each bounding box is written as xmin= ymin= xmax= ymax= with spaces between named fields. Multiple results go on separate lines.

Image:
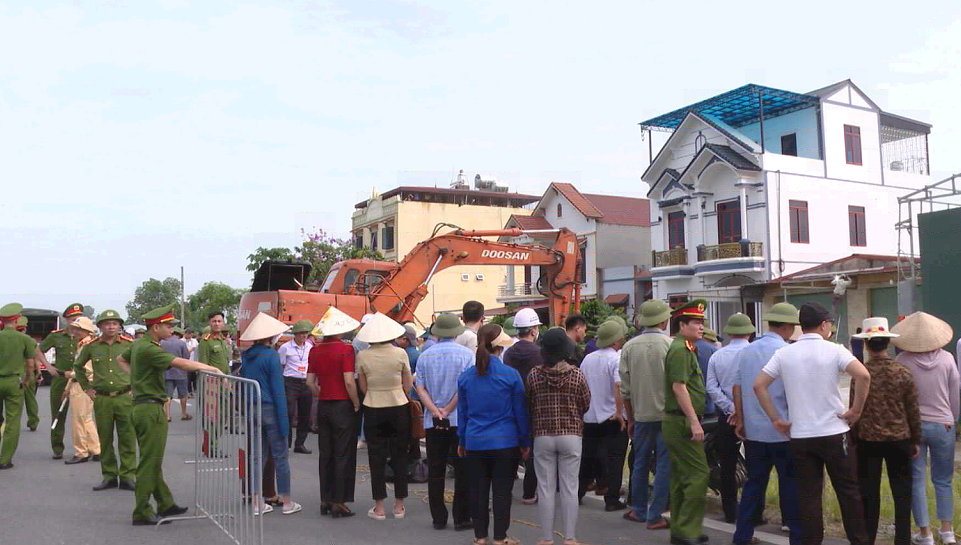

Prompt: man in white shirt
xmin=183 ymin=328 xmax=200 ymax=397
xmin=279 ymin=320 xmax=315 ymax=454
xmin=454 ymin=301 xmax=484 ymax=353
xmin=754 ymin=302 xmax=872 ymax=545
xmin=578 ymin=321 xmax=628 ymax=511
xmin=705 ymin=313 xmax=754 ymax=523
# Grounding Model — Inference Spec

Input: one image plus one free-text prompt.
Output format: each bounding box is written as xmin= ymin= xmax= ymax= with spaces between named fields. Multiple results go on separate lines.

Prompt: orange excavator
xmin=238 ymin=226 xmax=581 ymax=336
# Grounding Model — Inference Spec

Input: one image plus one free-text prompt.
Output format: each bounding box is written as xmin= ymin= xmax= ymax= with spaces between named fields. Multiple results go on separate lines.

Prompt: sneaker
xmin=940 ymin=532 xmax=957 ymax=545
xmin=913 ymin=534 xmax=935 ymax=545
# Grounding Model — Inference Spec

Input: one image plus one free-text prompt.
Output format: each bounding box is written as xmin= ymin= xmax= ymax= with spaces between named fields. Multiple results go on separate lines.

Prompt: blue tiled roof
xmin=640 ymin=84 xmax=820 ymax=130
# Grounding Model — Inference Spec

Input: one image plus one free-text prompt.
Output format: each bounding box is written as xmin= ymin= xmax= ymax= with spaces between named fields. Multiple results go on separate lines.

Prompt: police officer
xmin=662 ymin=299 xmax=710 ymax=545
xmin=198 ymin=311 xmax=231 ymax=374
xmin=16 ymin=317 xmax=41 ymax=431
xmin=0 ymin=303 xmax=37 ymax=469
xmin=36 ymin=303 xmax=85 ymax=459
xmin=117 ymin=303 xmax=222 ymax=526
xmin=75 ymin=309 xmax=138 ymax=491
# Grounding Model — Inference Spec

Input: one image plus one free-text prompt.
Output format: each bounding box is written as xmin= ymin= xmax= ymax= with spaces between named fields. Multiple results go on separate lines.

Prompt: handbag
xmin=409 ymin=400 xmax=425 ymax=440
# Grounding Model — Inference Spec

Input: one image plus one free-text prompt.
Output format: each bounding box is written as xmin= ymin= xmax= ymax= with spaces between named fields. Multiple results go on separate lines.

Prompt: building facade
xmin=641 ymin=80 xmax=931 ymax=329
xmin=351 ymin=177 xmax=538 ymax=324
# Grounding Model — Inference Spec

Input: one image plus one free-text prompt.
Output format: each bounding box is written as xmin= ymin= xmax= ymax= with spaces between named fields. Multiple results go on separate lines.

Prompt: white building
xmin=641 ymin=80 xmax=931 ymax=328
xmin=498 ymin=182 xmax=652 ymax=316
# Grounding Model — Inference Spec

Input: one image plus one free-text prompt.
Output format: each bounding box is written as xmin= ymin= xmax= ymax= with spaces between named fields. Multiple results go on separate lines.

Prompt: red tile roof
xmin=604 ymin=293 xmax=630 ymax=306
xmin=548 ymin=182 xmax=650 ymax=227
xmin=509 ymin=214 xmax=554 ymax=230
xmin=551 ymin=183 xmax=603 ymax=218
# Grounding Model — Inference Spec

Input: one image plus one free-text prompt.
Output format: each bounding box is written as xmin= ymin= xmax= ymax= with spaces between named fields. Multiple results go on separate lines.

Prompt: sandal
xmin=393 ymin=507 xmax=405 ymax=519
xmin=182 ymin=414 xmax=192 ymax=421
xmin=521 ymin=495 xmax=538 ymax=505
xmin=254 ymin=504 xmax=273 ymax=516
xmin=282 ymin=502 xmax=302 ymax=515
xmin=264 ymin=496 xmax=283 ymax=506
xmin=473 ymin=539 xmax=488 ymax=545
xmin=494 ymin=538 xmax=520 ymax=545
xmin=367 ymin=507 xmax=386 ymax=520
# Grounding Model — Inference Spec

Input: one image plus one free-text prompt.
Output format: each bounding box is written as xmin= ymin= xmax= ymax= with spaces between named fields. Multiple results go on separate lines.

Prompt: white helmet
xmin=513 ymin=308 xmax=542 ymax=328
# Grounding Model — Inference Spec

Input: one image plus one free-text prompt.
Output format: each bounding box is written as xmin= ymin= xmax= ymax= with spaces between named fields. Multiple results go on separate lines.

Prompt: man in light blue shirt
xmin=731 ymin=303 xmax=801 ymax=545
xmin=414 ymin=314 xmax=474 ymax=531
xmin=706 ymin=313 xmax=754 ymax=523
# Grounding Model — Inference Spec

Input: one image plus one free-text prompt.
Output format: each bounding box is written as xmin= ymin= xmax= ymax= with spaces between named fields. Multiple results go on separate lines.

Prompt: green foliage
xmin=578 ymin=299 xmax=633 ymax=338
xmin=246 ymin=247 xmax=295 ymax=272
xmin=126 ymin=278 xmax=183 ymax=324
xmin=185 ymin=281 xmax=245 ymax=330
xmin=489 ymin=315 xmax=509 ymax=328
xmin=296 ymin=229 xmax=386 ymax=285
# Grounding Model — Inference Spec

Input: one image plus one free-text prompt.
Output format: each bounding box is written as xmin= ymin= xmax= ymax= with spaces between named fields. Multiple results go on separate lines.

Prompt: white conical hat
xmin=355 ymin=312 xmax=406 ymax=344
xmin=891 ymin=312 xmax=954 ymax=353
xmin=312 ymin=306 xmax=361 ymax=337
xmin=240 ymin=312 xmax=290 ymax=342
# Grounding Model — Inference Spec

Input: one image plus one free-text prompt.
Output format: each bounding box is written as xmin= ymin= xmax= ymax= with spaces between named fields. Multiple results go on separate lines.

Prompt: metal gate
xmin=160 ymin=372 xmax=263 ymax=545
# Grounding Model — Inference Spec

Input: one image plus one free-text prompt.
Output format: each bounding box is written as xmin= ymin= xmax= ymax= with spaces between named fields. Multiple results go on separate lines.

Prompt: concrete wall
xmin=538 ymin=191 xmax=598 ymax=296
xmin=595 ymin=222 xmax=651 ymax=270
xmin=821 ymin=101 xmax=882 ymax=184
xmin=738 ymin=107 xmax=820 ymax=160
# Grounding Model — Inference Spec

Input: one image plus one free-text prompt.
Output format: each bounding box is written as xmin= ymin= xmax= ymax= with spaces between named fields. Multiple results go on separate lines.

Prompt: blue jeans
xmin=256 ymin=403 xmax=291 ymax=496
xmin=631 ymin=421 xmax=670 ymax=523
xmin=912 ymin=422 xmax=956 ymax=527
xmin=734 ymin=440 xmax=800 ymax=545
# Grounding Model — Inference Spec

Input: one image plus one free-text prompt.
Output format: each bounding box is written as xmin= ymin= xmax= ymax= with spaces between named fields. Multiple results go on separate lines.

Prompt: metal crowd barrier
xmin=160 ymin=371 xmax=264 ymax=545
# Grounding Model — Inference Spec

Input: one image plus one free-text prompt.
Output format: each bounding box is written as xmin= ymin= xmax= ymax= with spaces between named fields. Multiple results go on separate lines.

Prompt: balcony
xmin=497 ymin=283 xmax=545 ymax=303
xmin=693 ymin=240 xmax=766 ymax=277
xmin=653 ymin=248 xmax=688 ymax=267
xmin=697 ymin=241 xmax=763 ymax=262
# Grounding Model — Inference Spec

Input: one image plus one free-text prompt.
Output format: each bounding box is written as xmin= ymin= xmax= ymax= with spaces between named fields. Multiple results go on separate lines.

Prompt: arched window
xmin=694 ymin=131 xmax=707 ymax=154
xmin=557 ymin=203 xmax=563 ymax=217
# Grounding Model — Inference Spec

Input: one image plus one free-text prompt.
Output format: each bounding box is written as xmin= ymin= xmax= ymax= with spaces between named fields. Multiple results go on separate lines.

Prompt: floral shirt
xmin=851 ymin=354 xmax=922 ymax=443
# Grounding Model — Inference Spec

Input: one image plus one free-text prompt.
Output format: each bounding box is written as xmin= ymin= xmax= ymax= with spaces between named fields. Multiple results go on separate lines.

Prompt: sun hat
xmin=491 ymin=327 xmax=514 ymax=349
xmin=431 ymin=313 xmax=466 ymax=338
xmin=724 ymin=313 xmax=756 ymax=335
xmin=891 ymin=312 xmax=954 ymax=352
xmin=70 ymin=316 xmax=96 ymax=334
xmin=763 ymin=302 xmax=800 ymax=325
xmin=604 ymin=315 xmax=629 ymax=336
xmin=312 ymin=306 xmax=361 ymax=337
xmin=702 ymin=327 xmax=718 ymax=343
xmin=240 ymin=312 xmax=291 ymax=342
xmin=502 ymin=316 xmax=518 ymax=337
xmin=541 ymin=327 xmax=574 ymax=365
xmin=290 ymin=319 xmax=314 ymax=334
xmin=852 ymin=317 xmax=899 ymax=339
xmin=637 ymin=299 xmax=672 ymax=327
xmin=356 ymin=312 xmax=406 ymax=344
xmin=596 ymin=320 xmax=626 ymax=349
xmin=514 ymin=307 xmax=541 ymax=328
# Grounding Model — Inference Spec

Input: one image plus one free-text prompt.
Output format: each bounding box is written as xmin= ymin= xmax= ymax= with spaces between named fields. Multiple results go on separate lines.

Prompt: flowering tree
xmin=295 ymin=228 xmax=385 ymax=286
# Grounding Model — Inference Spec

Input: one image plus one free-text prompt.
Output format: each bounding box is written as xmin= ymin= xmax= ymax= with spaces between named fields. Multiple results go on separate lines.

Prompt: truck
xmin=238 ymin=226 xmax=582 ymax=337
xmin=22 ymin=308 xmax=62 ymax=382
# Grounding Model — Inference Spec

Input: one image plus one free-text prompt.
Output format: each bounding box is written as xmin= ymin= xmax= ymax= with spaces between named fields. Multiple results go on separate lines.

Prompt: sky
xmin=2 ymin=1 xmax=960 ymax=315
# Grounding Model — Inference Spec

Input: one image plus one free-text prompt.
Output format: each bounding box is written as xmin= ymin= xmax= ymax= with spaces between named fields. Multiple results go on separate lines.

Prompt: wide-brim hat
xmin=312 ymin=306 xmax=360 ymax=337
xmin=724 ymin=313 xmax=756 ymax=335
xmin=852 ymin=317 xmax=899 ymax=339
xmin=637 ymin=299 xmax=672 ymax=327
xmin=703 ymin=327 xmax=718 ymax=343
xmin=763 ymin=302 xmax=800 ymax=325
xmin=596 ymin=320 xmax=626 ymax=348
xmin=891 ymin=312 xmax=953 ymax=352
xmin=431 ymin=313 xmax=465 ymax=339
xmin=541 ymin=327 xmax=574 ymax=365
xmin=291 ymin=319 xmax=314 ymax=334
xmin=96 ymin=309 xmax=125 ymax=326
xmin=240 ymin=312 xmax=290 ymax=342
xmin=70 ymin=316 xmax=96 ymax=334
xmin=491 ymin=328 xmax=513 ymax=348
xmin=356 ymin=312 xmax=406 ymax=344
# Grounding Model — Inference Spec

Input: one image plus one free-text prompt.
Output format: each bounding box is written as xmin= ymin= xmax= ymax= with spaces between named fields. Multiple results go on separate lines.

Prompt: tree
xmin=186 ymin=281 xmax=245 ymax=330
xmin=295 ymin=228 xmax=385 ymax=285
xmin=579 ymin=299 xmax=633 ymax=339
xmin=246 ymin=247 xmax=295 ymax=273
xmin=126 ymin=278 xmax=183 ymax=324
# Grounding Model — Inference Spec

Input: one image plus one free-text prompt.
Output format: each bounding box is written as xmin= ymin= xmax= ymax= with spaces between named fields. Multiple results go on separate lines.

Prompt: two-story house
xmin=641 ymin=80 xmax=931 ymax=329
xmin=497 ymin=182 xmax=651 ymax=316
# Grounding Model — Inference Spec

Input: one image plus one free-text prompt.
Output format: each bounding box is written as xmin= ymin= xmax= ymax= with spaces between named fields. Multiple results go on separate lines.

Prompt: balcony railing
xmin=498 ymin=283 xmax=537 ymax=297
xmin=652 ymin=248 xmax=688 ymax=268
xmin=697 ymin=241 xmax=763 ymax=262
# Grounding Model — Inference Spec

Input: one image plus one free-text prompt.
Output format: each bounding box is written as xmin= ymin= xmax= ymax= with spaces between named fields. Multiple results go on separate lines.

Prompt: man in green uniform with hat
xmin=16 ymin=316 xmax=41 ymax=431
xmin=117 ymin=303 xmax=223 ymax=525
xmin=75 ymin=309 xmax=138 ymax=491
xmin=663 ymin=299 xmax=710 ymax=545
xmin=198 ymin=311 xmax=231 ymax=374
xmin=0 ymin=303 xmax=37 ymax=469
xmin=36 ymin=302 xmax=86 ymax=458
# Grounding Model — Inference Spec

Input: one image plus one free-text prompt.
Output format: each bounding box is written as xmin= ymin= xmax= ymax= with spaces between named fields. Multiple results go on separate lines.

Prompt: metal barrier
xmin=160 ymin=371 xmax=264 ymax=545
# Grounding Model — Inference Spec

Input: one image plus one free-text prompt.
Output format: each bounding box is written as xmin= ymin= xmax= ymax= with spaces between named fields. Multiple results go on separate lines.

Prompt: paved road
xmin=0 ymin=387 xmax=840 ymax=545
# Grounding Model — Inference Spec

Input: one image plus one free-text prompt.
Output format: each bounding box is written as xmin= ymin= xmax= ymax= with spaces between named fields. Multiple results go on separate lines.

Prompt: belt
xmin=283 ymin=376 xmax=307 ymax=381
xmin=133 ymin=398 xmax=164 ymax=405
xmin=96 ymin=387 xmax=131 ymax=397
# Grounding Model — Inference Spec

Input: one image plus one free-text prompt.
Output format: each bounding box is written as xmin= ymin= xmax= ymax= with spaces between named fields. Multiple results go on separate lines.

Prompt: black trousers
xmin=283 ymin=377 xmax=312 ymax=448
xmin=578 ymin=419 xmax=629 ymax=505
xmin=317 ymin=400 xmax=357 ymax=505
xmin=857 ymin=439 xmax=913 ymax=545
xmin=790 ymin=432 xmax=869 ymax=545
xmin=468 ymin=448 xmax=518 ymax=542
xmin=717 ymin=413 xmax=741 ymax=522
xmin=364 ymin=405 xmax=410 ymax=501
xmin=517 ymin=452 xmax=537 ymax=499
xmin=426 ymin=426 xmax=470 ymax=525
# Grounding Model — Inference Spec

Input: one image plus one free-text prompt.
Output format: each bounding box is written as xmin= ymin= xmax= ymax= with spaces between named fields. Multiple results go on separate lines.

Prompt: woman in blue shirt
xmin=458 ymin=324 xmax=530 ymax=545
xmin=239 ymin=313 xmax=302 ymax=516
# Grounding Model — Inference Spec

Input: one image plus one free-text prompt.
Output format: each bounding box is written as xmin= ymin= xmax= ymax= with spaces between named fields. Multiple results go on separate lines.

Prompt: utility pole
xmin=181 ymin=266 xmax=186 ymax=325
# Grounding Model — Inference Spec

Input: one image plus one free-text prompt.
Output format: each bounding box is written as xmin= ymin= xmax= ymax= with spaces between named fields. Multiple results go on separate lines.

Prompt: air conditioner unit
xmin=461 ymin=274 xmax=470 ymax=282
xmin=475 ymin=274 xmax=485 ymax=281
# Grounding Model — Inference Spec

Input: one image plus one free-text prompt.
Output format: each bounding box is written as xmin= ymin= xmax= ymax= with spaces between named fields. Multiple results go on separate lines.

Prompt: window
xmin=668 ymin=294 xmax=689 ymax=309
xmin=343 ymin=269 xmax=360 ymax=292
xmin=781 ymin=133 xmax=797 ymax=157
xmin=354 ymin=235 xmax=363 ymax=249
xmin=667 ymin=211 xmax=685 ymax=249
xmin=849 ymin=205 xmax=867 ymax=246
xmin=578 ymin=242 xmax=588 ymax=284
xmin=557 ymin=203 xmax=563 ymax=217
xmin=370 ymin=231 xmax=378 ymax=251
xmin=716 ymin=199 xmax=742 ymax=244
xmin=382 ymin=225 xmax=394 ymax=250
xmin=789 ymin=200 xmax=809 ymax=243
xmin=844 ymin=125 xmax=862 ymax=165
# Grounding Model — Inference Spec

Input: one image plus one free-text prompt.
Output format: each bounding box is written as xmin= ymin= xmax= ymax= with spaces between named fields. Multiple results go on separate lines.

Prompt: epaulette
xmin=120 ymin=335 xmax=135 ymax=342
xmin=685 ymin=340 xmax=696 ymax=353
xmin=203 ymin=333 xmax=211 ymax=341
xmin=151 ymin=340 xmax=161 ymax=347
xmin=51 ymin=329 xmax=64 ymax=334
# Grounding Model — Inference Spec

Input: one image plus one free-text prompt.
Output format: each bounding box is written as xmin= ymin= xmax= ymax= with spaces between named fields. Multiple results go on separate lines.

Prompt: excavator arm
xmin=367 ymin=227 xmax=581 ymax=326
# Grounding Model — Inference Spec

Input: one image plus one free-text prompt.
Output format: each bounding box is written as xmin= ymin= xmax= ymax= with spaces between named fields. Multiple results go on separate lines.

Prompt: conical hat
xmin=240 ymin=312 xmax=290 ymax=342
xmin=891 ymin=312 xmax=954 ymax=353
xmin=312 ymin=306 xmax=361 ymax=337
xmin=355 ymin=312 xmax=406 ymax=344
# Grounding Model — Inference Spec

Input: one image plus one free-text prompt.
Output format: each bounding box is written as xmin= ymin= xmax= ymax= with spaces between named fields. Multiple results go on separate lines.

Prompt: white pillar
xmin=739 ymin=183 xmax=749 ymax=239
xmin=699 ymin=195 xmax=708 ymax=245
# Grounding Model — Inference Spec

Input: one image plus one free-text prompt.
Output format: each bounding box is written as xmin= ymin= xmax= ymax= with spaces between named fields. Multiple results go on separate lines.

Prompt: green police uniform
xmin=123 ymin=304 xmax=181 ymax=522
xmin=0 ymin=303 xmax=35 ymax=467
xmin=662 ymin=299 xmax=710 ymax=541
xmin=17 ymin=316 xmax=40 ymax=431
xmin=39 ymin=302 xmax=85 ymax=457
xmin=76 ymin=310 xmax=137 ymax=483
xmin=198 ymin=331 xmax=231 ymax=374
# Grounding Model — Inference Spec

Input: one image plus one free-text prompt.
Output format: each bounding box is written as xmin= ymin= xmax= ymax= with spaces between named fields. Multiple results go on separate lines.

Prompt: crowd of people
xmin=0 ymin=297 xmax=959 ymax=545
